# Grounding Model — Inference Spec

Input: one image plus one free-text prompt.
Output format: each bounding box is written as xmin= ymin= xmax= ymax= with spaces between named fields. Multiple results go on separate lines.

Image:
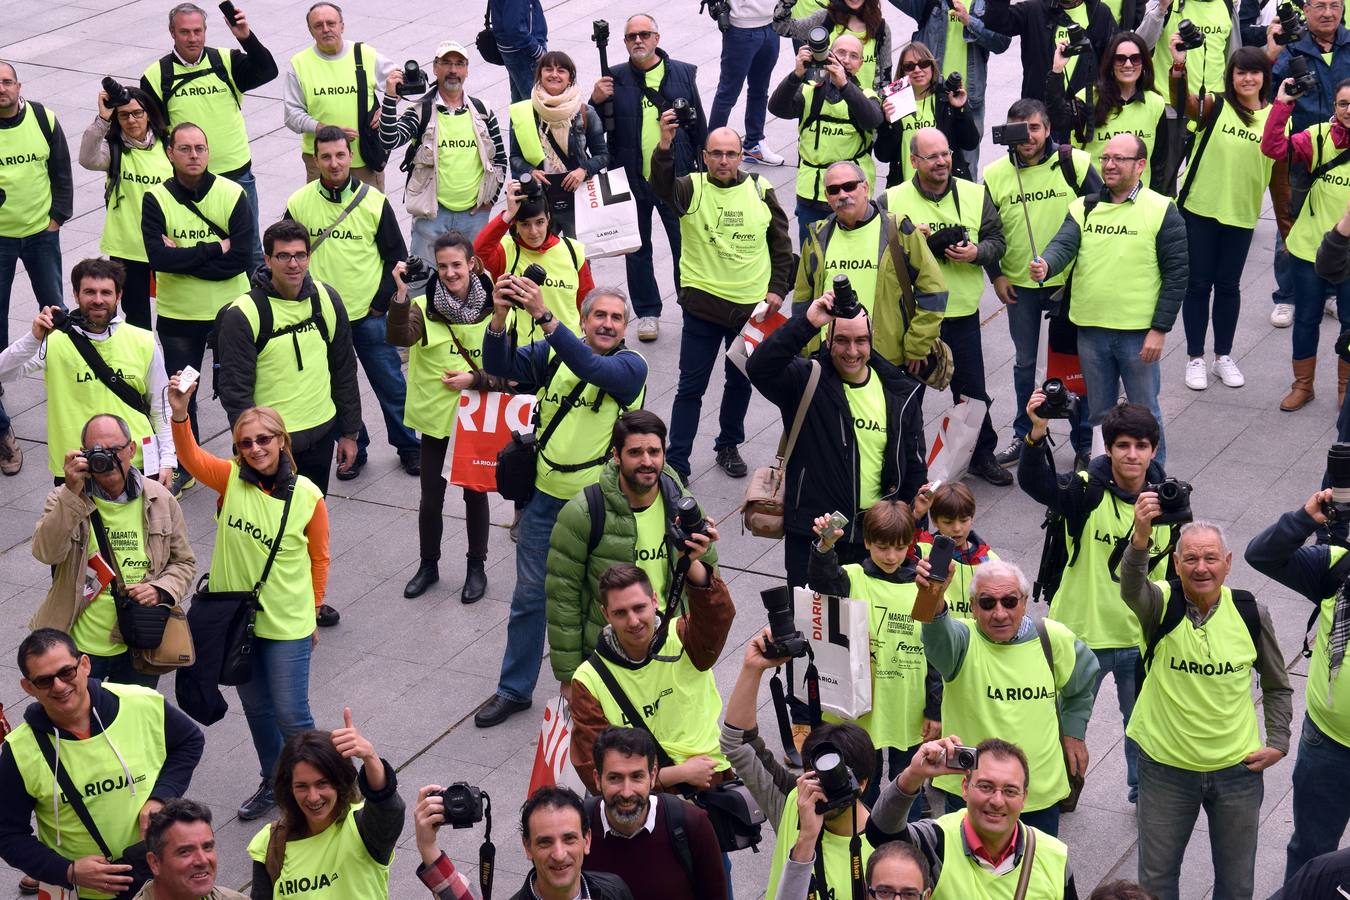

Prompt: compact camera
xmin=1061 ymin=23 xmax=1091 ymax=57
xmin=992 ymin=122 xmax=1031 ymax=146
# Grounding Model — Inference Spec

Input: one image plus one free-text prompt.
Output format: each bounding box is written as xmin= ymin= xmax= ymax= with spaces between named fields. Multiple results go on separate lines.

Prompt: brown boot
xmin=1339 ymin=359 xmax=1350 ymax=408
xmin=0 ymin=428 xmax=21 ymax=476
xmin=1281 ymin=357 xmax=1317 ymax=411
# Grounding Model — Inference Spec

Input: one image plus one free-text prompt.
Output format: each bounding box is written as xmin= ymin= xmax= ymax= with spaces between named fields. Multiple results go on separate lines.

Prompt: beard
xmin=606 ymin=796 xmax=649 ymax=831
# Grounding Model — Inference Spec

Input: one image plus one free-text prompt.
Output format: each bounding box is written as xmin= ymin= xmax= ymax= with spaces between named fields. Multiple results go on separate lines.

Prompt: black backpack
xmin=1032 ymin=476 xmax=1106 ymax=603
xmin=400 ymin=93 xmax=492 ymax=181
xmin=1133 ymin=579 xmax=1261 ymax=698
xmin=583 ymin=793 xmax=695 ymax=886
xmin=207 ymin=285 xmax=336 ymax=397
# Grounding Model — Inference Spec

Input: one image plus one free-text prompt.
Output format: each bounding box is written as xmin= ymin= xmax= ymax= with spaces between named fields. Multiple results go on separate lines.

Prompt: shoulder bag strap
xmin=1012 ymin=826 xmax=1037 ymax=900
xmin=310 ymin=182 xmax=370 ymax=253
xmin=34 ymin=729 xmax=117 ymax=860
xmin=534 ymin=363 xmax=593 ymax=453
xmin=586 ymin=653 xmax=679 ymax=768
xmin=882 ymin=214 xmax=919 ymax=327
xmin=353 ymin=42 xmax=371 ymax=126
xmin=28 ymin=101 xmax=55 ymax=148
xmin=203 ymin=47 xmax=242 ymax=107
xmin=60 ymin=329 xmax=154 ymax=422
xmin=1057 ymin=145 xmax=1081 ymax=196
xmin=448 ymin=328 xmax=482 ymax=372
xmin=252 ymin=479 xmax=297 ymax=597
xmin=178 ymin=195 xmax=230 ymax=240
xmin=1033 ymin=618 xmax=1068 ymax=741
xmin=1176 ymin=96 xmax=1224 ymax=208
xmin=88 ymin=507 xmax=127 ymax=591
xmin=779 ymin=360 xmax=821 ymax=466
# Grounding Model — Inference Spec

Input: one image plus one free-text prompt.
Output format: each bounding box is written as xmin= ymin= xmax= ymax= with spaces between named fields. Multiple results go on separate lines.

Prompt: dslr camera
xmin=831 ymin=274 xmax=862 ymax=319
xmin=991 ymin=121 xmax=1030 ymax=146
xmin=403 ymin=256 xmax=428 ymax=283
xmin=1035 ymin=377 xmax=1081 ymax=420
xmin=1323 ymin=444 xmax=1350 ymax=524
xmin=1176 ymin=19 xmax=1206 ymax=50
xmin=397 ymin=60 xmax=429 ymax=97
xmin=101 ymin=77 xmax=131 ymax=109
xmin=1286 ymin=56 xmax=1319 ymax=97
xmin=760 ymin=586 xmax=808 ymax=659
xmin=49 ymin=307 xmax=87 ymax=334
xmin=81 ymin=446 xmax=121 ymax=475
xmin=803 ymin=26 xmax=831 ymax=83
xmin=943 ymin=71 xmax=963 ymax=94
xmin=1144 ymin=478 xmax=1194 ymax=526
xmin=671 ymin=97 xmax=697 ymax=130
xmin=437 ymin=783 xmax=486 ymax=828
xmin=1276 ymin=1 xmax=1306 ymax=44
xmin=700 ymin=0 xmax=732 ymax=31
xmin=518 ymin=173 xmax=546 ymax=203
xmin=808 ymin=742 xmax=860 ymax=814
xmin=669 ymin=495 xmax=709 ymax=547
xmin=1061 ymin=23 xmax=1092 ymax=57
xmin=926 ymin=224 xmax=969 ymax=258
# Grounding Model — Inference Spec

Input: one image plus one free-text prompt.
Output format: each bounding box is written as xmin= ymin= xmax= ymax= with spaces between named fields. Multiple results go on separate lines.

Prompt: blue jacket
xmin=482 ymin=321 xmax=648 ymax=409
xmin=1273 ymin=27 xmax=1350 ymax=135
xmin=887 ymin=0 xmax=1011 ymax=134
xmin=606 ymin=49 xmax=706 ymax=183
xmin=490 ymin=0 xmax=547 ymax=55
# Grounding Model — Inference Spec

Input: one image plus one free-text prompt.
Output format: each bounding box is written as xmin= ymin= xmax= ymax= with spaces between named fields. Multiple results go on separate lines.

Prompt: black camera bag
xmin=352 ymin=43 xmax=391 ymax=172
xmin=494 ymin=357 xmax=590 ymax=502
xmin=476 ymin=1 xmax=505 ymax=65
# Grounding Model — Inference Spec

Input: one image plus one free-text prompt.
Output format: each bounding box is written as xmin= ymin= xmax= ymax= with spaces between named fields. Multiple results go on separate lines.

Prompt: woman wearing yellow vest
xmin=167 ymin=379 xmax=329 ymax=824
xmin=77 ymin=85 xmax=171 ymax=330
xmin=1262 ymin=76 xmax=1350 ymax=411
xmin=1048 ymin=31 xmax=1171 ymax=190
xmin=874 ymin=41 xmax=981 ymax=184
xmin=773 ymin=0 xmax=894 ymax=92
xmin=508 ymin=51 xmax=610 ymax=238
xmin=248 ymin=712 xmax=405 ymax=899
xmin=1171 ymin=44 xmax=1273 ymax=393
xmin=387 ymin=231 xmax=507 ymax=603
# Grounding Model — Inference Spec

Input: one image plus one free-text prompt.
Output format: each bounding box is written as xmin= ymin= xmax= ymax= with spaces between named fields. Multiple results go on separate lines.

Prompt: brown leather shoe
xmin=1281 ymin=357 xmax=1317 ymax=411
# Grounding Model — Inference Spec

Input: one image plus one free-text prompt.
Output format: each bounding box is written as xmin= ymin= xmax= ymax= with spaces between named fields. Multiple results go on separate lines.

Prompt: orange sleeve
xmin=171 ymin=418 xmax=233 ymax=495
xmin=305 ymin=498 xmax=330 ymax=606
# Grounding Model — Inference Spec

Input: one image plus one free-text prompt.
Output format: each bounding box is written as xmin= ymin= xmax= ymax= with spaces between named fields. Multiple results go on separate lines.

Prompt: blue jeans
xmin=1290 ymin=255 xmax=1350 ymax=361
xmin=236 ymin=635 xmax=316 ymax=780
xmin=86 ymin=650 xmax=158 ymax=689
xmin=1137 ymin=750 xmax=1263 ymax=900
xmin=0 ymin=228 xmax=64 ymax=346
xmin=1093 ymin=646 xmax=1140 ymax=801
xmin=940 ymin=790 xmax=1062 ymax=837
xmin=1286 ymin=714 xmax=1350 ymax=882
xmin=795 ymin=200 xmax=831 ymax=249
xmin=1005 ymin=286 xmax=1091 ymax=451
xmin=709 ymin=25 xmax=780 ymax=147
xmin=224 ymin=167 xmax=264 ymax=271
xmin=500 ymin=48 xmax=538 ymax=104
xmin=1181 ymin=210 xmax=1254 ymax=358
xmin=350 ymin=314 xmax=419 ymax=459
xmin=411 ymin=206 xmax=493 ymax=266
xmin=496 ymin=490 xmax=569 ymax=703
xmin=942 ymin=312 xmax=999 ymax=465
xmin=1076 ymin=326 xmax=1166 ymax=466
xmin=626 ymin=178 xmax=682 ymax=318
xmin=666 ymin=310 xmax=752 ymax=476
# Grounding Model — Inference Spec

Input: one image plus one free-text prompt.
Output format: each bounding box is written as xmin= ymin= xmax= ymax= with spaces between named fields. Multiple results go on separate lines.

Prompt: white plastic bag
xmin=794 ymin=588 xmax=872 ymax=719
xmin=926 ymin=399 xmax=987 ymax=484
xmin=574 ymin=170 xmax=641 ymax=258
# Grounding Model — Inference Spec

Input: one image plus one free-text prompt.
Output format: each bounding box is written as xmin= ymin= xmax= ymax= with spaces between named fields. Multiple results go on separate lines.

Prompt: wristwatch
xmin=534 ymin=311 xmax=555 ymax=327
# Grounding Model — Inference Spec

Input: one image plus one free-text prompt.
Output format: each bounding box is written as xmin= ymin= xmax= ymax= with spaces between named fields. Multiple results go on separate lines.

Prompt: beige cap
xmin=435 ymin=40 xmax=470 ymax=60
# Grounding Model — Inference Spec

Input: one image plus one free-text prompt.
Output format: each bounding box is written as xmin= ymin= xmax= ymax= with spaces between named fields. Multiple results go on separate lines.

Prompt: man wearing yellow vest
xmin=214 ymin=219 xmax=362 ymax=503
xmin=474 ymin=282 xmax=648 ymax=728
xmin=884 ymin=127 xmax=1009 ymax=487
xmin=284 ymin=126 xmax=419 ymax=481
xmin=0 ymin=258 xmax=176 ymax=486
xmin=140 ymin=2 xmax=277 ymax=268
xmin=650 ymin=118 xmax=793 ymax=480
xmin=0 ymin=61 xmax=74 ymax=477
xmin=1030 ymin=132 xmax=1188 ymax=466
xmin=134 ymin=798 xmax=247 ymax=900
xmin=1123 ymin=513 xmax=1290 ymax=900
xmin=283 ymin=2 xmax=394 ymax=187
xmin=853 ymin=736 xmax=1078 ymax=900
xmin=921 ymin=559 xmax=1099 ymax=837
xmin=0 ymin=628 xmax=205 ymax=899
xmin=1247 ymin=487 xmax=1350 ymax=885
xmin=141 ymin=121 xmax=253 ymax=489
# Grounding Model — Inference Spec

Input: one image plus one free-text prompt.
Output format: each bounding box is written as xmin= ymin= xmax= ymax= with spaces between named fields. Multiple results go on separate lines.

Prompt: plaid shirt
xmin=417 ymin=853 xmax=474 ymax=900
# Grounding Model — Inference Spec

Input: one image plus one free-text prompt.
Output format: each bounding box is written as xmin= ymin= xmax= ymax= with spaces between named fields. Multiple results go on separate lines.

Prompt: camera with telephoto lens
xmin=669 ymin=496 xmax=709 ymax=547
xmin=518 ymin=173 xmax=546 ymax=203
xmin=1276 ymin=1 xmax=1306 ymax=44
xmin=945 ymin=744 xmax=980 ymax=770
xmin=403 ymin=256 xmax=428 ymax=283
xmin=803 ymin=26 xmax=831 ymax=83
xmin=808 ymin=742 xmax=860 ymax=815
xmin=831 ymin=274 xmax=862 ymax=319
xmin=1323 ymin=444 xmax=1350 ymax=524
xmin=992 ymin=121 xmax=1031 ymax=146
xmin=700 ymin=0 xmax=732 ymax=31
xmin=943 ymin=71 xmax=963 ymax=94
xmin=1176 ymin=19 xmax=1206 ymax=50
xmin=437 ymin=783 xmax=486 ymax=829
xmin=926 ymin=224 xmax=969 ymax=258
xmin=1144 ymin=478 xmax=1194 ymax=526
xmin=1286 ymin=56 xmax=1319 ymax=97
xmin=1061 ymin=23 xmax=1091 ymax=57
xmin=521 ymin=263 xmax=546 ymax=286
xmin=760 ymin=586 xmax=808 ymax=659
xmin=102 ymin=77 xmax=131 ymax=109
xmin=397 ymin=60 xmax=428 ymax=97
xmin=82 ymin=446 xmax=120 ymax=475
xmin=1035 ymin=377 xmax=1081 ymax=420
xmin=671 ymin=98 xmax=697 ymax=130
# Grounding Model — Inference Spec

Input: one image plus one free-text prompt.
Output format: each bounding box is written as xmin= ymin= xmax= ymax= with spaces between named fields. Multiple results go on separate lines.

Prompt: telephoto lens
xmin=521 ymin=263 xmax=547 ymax=285
xmin=831 ymin=274 xmax=861 ymax=319
xmin=671 ymin=495 xmax=708 ymax=545
xmin=1177 ymin=19 xmax=1205 ymax=50
xmin=809 ymin=742 xmax=860 ymax=814
xmin=1276 ymin=2 xmax=1305 ymax=43
xmin=806 ymin=26 xmax=830 ymax=59
xmin=101 ymin=77 xmax=131 ymax=108
xmin=760 ymin=586 xmax=808 ymax=659
xmin=1325 ymin=444 xmax=1350 ymax=523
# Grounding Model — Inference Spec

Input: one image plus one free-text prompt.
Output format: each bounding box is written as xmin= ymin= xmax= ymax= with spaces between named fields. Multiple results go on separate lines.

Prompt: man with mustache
xmin=134 ymin=799 xmax=246 ymax=900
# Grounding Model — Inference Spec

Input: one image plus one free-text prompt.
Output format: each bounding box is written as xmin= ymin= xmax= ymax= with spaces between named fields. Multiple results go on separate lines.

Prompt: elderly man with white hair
xmin=1122 ymin=506 xmax=1292 ymax=900
xmin=916 ymin=556 xmax=1100 ymax=838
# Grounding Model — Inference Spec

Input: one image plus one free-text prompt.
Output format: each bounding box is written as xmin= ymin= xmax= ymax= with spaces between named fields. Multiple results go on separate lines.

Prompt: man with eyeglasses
xmin=919 ymin=559 xmax=1099 ymax=837
xmin=1122 ymin=513 xmax=1289 ymax=900
xmin=0 ymin=60 xmax=73 ymax=478
xmin=1030 ymin=132 xmax=1186 ymax=465
xmin=592 ymin=15 xmax=706 ymax=343
xmin=883 ymin=127 xmax=1008 ymax=486
xmin=0 ymin=628 xmax=204 ymax=899
xmin=650 ymin=120 xmax=792 ymax=480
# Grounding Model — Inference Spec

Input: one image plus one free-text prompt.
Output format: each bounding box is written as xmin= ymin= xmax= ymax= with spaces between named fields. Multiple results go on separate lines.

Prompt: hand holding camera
xmin=812 ymin=512 xmax=848 ymax=550
xmin=62 ymin=449 xmax=92 ymax=495
xmin=802 ymin=27 xmax=832 ymax=84
xmin=670 ymin=496 xmax=717 ymax=561
xmin=744 ymin=626 xmax=790 ymax=671
xmin=806 ymin=291 xmax=839 ymax=328
xmin=1035 ymin=377 xmax=1081 ymax=420
xmin=1274 ymin=1 xmax=1306 ymax=45
xmin=760 ymin=587 xmax=809 ymax=659
xmin=658 ymin=108 xmax=680 ymax=149
xmin=167 ymin=372 xmax=197 ymax=420
xmin=31 ymin=306 xmax=60 ymax=340
xmin=896 ymin=735 xmax=976 ymax=794
xmin=943 ymin=71 xmax=967 ymax=108
xmin=219 ymin=0 xmax=250 ymax=38
xmin=414 ymin=785 xmax=448 ymax=865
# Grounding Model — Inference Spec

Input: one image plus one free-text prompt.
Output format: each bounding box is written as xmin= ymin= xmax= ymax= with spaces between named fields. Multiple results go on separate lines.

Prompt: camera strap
xmin=769 ymin=668 xmax=804 ymax=769
xmin=60 ymin=328 xmax=155 ymax=424
xmin=479 ymin=792 xmax=496 ymax=900
xmin=88 ymin=507 xmax=128 ymax=595
xmin=177 ymin=195 xmax=230 ymax=241
xmin=250 ymin=477 xmax=297 ymax=603
xmin=806 ymin=804 xmax=864 ymax=900
xmin=309 ymin=182 xmax=370 ymax=254
xmin=586 ymin=653 xmax=680 ymax=769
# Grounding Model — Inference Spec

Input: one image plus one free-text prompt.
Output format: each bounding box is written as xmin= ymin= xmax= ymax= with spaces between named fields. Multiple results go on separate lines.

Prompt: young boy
xmin=808 ymin=500 xmax=941 ymax=807
xmin=910 ymin=481 xmax=998 ymax=619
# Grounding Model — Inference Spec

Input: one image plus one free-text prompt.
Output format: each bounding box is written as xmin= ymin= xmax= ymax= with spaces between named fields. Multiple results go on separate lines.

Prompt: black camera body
xmin=438 ymin=783 xmax=486 ymax=829
xmin=403 ymin=256 xmax=428 ymax=283
xmin=671 ymin=97 xmax=697 ymax=130
xmin=831 ymin=274 xmax=862 ymax=319
xmin=992 ymin=121 xmax=1031 ymax=146
xmin=803 ymin=26 xmax=831 ymax=84
xmin=1276 ymin=2 xmax=1306 ymax=44
xmin=82 ymin=446 xmax=120 ymax=475
xmin=397 ymin=60 xmax=429 ymax=97
xmin=1287 ymin=56 xmax=1319 ymax=97
xmin=1035 ymin=377 xmax=1081 ymax=420
xmin=1177 ymin=19 xmax=1206 ymax=50
xmin=926 ymin=224 xmax=969 ymax=258
xmin=809 ymin=743 xmax=860 ymax=814
xmin=102 ymin=77 xmax=131 ymax=109
xmin=669 ymin=495 xmax=708 ymax=547
xmin=1061 ymin=23 xmax=1091 ymax=57
xmin=760 ymin=586 xmax=808 ymax=659
xmin=943 ymin=71 xmax=963 ymax=94
xmin=592 ymin=19 xmax=610 ymax=46
xmin=1145 ymin=478 xmax=1194 ymax=526
xmin=50 ymin=307 xmax=87 ymax=334
xmin=518 ymin=173 xmax=546 ymax=203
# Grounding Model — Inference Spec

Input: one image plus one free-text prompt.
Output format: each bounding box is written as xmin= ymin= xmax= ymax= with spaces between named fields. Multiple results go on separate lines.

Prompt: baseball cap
xmin=435 ymin=40 xmax=470 ymax=61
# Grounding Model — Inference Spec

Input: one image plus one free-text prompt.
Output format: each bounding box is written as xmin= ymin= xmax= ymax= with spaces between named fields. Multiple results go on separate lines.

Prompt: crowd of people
xmin=4 ymin=0 xmax=1350 ymax=897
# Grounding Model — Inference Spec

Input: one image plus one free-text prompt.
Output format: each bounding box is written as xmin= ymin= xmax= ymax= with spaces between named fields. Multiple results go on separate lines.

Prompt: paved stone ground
xmin=3 ymin=0 xmax=1349 ymax=896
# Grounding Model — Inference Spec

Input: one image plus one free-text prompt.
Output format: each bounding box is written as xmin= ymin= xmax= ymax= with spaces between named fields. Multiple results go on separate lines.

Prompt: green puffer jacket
xmin=546 ymin=461 xmax=718 ymax=683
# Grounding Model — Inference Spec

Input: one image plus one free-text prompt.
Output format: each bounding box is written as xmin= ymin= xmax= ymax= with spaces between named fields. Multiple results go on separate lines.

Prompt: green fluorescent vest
xmin=247 ymin=804 xmax=393 ymax=899
xmin=289 ymin=44 xmax=378 ymax=166
xmin=931 ymin=813 xmax=1068 ymax=899
xmin=1127 ymin=583 xmax=1262 ymax=770
xmin=1179 ymin=103 xmax=1272 ymax=229
xmin=822 ymin=214 xmax=883 ymax=314
xmin=500 ymin=234 xmax=585 ymax=343
xmin=1151 ymin=0 xmax=1233 ymax=96
xmin=1308 ymin=546 xmax=1350 ymax=746
xmin=1287 ymin=126 xmax=1350 ymax=262
xmin=884 ymin=179 xmax=986 ymax=316
xmin=143 ymin=50 xmax=249 ymax=173
xmin=509 ymin=100 xmax=546 ymax=168
xmin=286 ymin=179 xmax=387 ymax=320
xmin=75 ymin=496 xmax=152 ymax=657
xmin=147 ymin=178 xmax=249 ymax=321
xmin=0 ymin=102 xmax=56 ymax=238
xmin=677 ymin=174 xmax=773 ymax=304
xmin=765 ymin=786 xmax=875 ymax=900
xmin=533 ymin=351 xmax=645 ymax=500
xmin=8 ymin=684 xmax=167 ymax=900
xmin=1065 ymin=187 xmax=1172 ymax=330
xmin=229 ymin=284 xmax=341 ymax=432
xmin=983 ymin=149 xmax=1091 ymax=288
xmin=102 ymin=144 xmax=173 ymax=262
xmin=797 ymin=82 xmax=877 ymax=203
xmin=210 ymin=463 xmax=323 ymax=640
xmin=934 ymin=619 xmax=1077 ymax=811
xmin=403 ymin=296 xmax=489 ymax=439
xmin=436 ymin=108 xmax=484 ymax=212
xmin=1073 ymin=91 xmax=1165 ymax=173
xmin=43 ymin=326 xmax=156 ymax=476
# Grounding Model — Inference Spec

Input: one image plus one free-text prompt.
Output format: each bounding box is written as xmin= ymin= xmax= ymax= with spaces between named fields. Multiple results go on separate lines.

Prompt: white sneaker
xmin=1212 ymin=355 xmax=1245 ymax=387
xmin=1329 ymin=297 xmax=1340 ymax=318
xmin=1184 ymin=357 xmax=1208 ymax=390
xmin=744 ymin=141 xmax=786 ymax=166
xmin=1271 ymin=303 xmax=1294 ymax=327
xmin=636 ymin=316 xmax=659 ymax=342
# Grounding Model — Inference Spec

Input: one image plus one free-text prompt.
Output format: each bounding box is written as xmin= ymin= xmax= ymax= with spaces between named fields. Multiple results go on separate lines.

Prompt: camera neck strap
xmin=769 ymin=643 xmax=822 ymax=770
xmin=807 ymin=803 xmax=864 ymax=900
xmin=88 ymin=506 xmax=128 ymax=594
xmin=250 ymin=478 xmax=297 ymax=603
xmin=479 ymin=792 xmax=496 ymax=900
xmin=60 ymin=327 xmax=154 ymax=424
xmin=309 ymin=181 xmax=370 ymax=254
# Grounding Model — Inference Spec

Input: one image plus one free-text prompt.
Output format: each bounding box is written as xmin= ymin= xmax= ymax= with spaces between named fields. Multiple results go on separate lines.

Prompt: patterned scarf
xmin=531 ymin=82 xmax=581 ymax=173
xmin=430 ymin=271 xmax=488 ymax=325
xmin=1329 ymin=579 xmax=1350 ymax=704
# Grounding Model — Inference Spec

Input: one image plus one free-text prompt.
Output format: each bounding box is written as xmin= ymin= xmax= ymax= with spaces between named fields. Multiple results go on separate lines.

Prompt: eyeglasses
xmin=1099 ymin=154 xmax=1140 ymax=165
xmin=705 ymin=149 xmax=742 ymax=160
xmin=914 ymin=149 xmax=953 ymax=162
xmin=901 ymin=60 xmax=934 ymax=72
xmin=173 ymin=144 xmax=208 ymax=156
xmin=116 ymin=109 xmax=147 ymax=121
xmin=272 ymin=251 xmax=309 ymax=263
xmin=624 ymin=30 xmax=656 ymax=42
xmin=1113 ymin=52 xmax=1144 ymax=66
xmin=970 ymin=780 xmax=1025 ymax=800
xmin=0 ymin=79 xmax=17 ymax=88
xmin=825 ymin=180 xmax=863 ymax=195
xmin=976 ymin=594 xmax=1021 ymax=611
xmin=1337 ymin=100 xmax=1350 ymax=110
xmin=29 ymin=664 xmax=81 ymax=691
xmin=868 ymin=889 xmax=926 ymax=900
xmin=1310 ymin=2 xmax=1342 ymax=11
xmin=237 ymin=434 xmax=277 ymax=450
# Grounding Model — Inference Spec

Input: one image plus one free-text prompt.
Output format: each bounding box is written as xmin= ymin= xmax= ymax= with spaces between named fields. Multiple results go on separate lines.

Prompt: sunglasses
xmin=976 ymin=594 xmax=1021 ymax=611
xmin=624 ymin=30 xmax=656 ymax=42
xmin=825 ymin=180 xmax=863 ymax=195
xmin=237 ymin=434 xmax=277 ymax=450
xmin=29 ymin=664 xmax=81 ymax=691
xmin=1113 ymin=52 xmax=1144 ymax=66
xmin=901 ymin=60 xmax=934 ymax=72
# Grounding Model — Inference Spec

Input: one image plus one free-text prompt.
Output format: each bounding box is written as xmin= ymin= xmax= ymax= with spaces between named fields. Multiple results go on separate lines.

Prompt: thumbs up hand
xmin=331 ymin=706 xmax=376 ymax=764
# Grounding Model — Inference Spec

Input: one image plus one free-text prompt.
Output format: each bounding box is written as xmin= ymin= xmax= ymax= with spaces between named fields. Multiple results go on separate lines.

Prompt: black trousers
xmin=418 ymin=434 xmax=490 ymax=562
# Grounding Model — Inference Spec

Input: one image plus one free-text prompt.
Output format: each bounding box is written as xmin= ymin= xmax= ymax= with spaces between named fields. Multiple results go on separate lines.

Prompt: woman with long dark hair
xmin=77 ymin=84 xmax=170 ymax=328
xmin=874 ymin=40 xmax=980 ymax=184
xmin=773 ymin=0 xmax=893 ymax=91
xmin=1172 ymin=44 xmax=1273 ymax=392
